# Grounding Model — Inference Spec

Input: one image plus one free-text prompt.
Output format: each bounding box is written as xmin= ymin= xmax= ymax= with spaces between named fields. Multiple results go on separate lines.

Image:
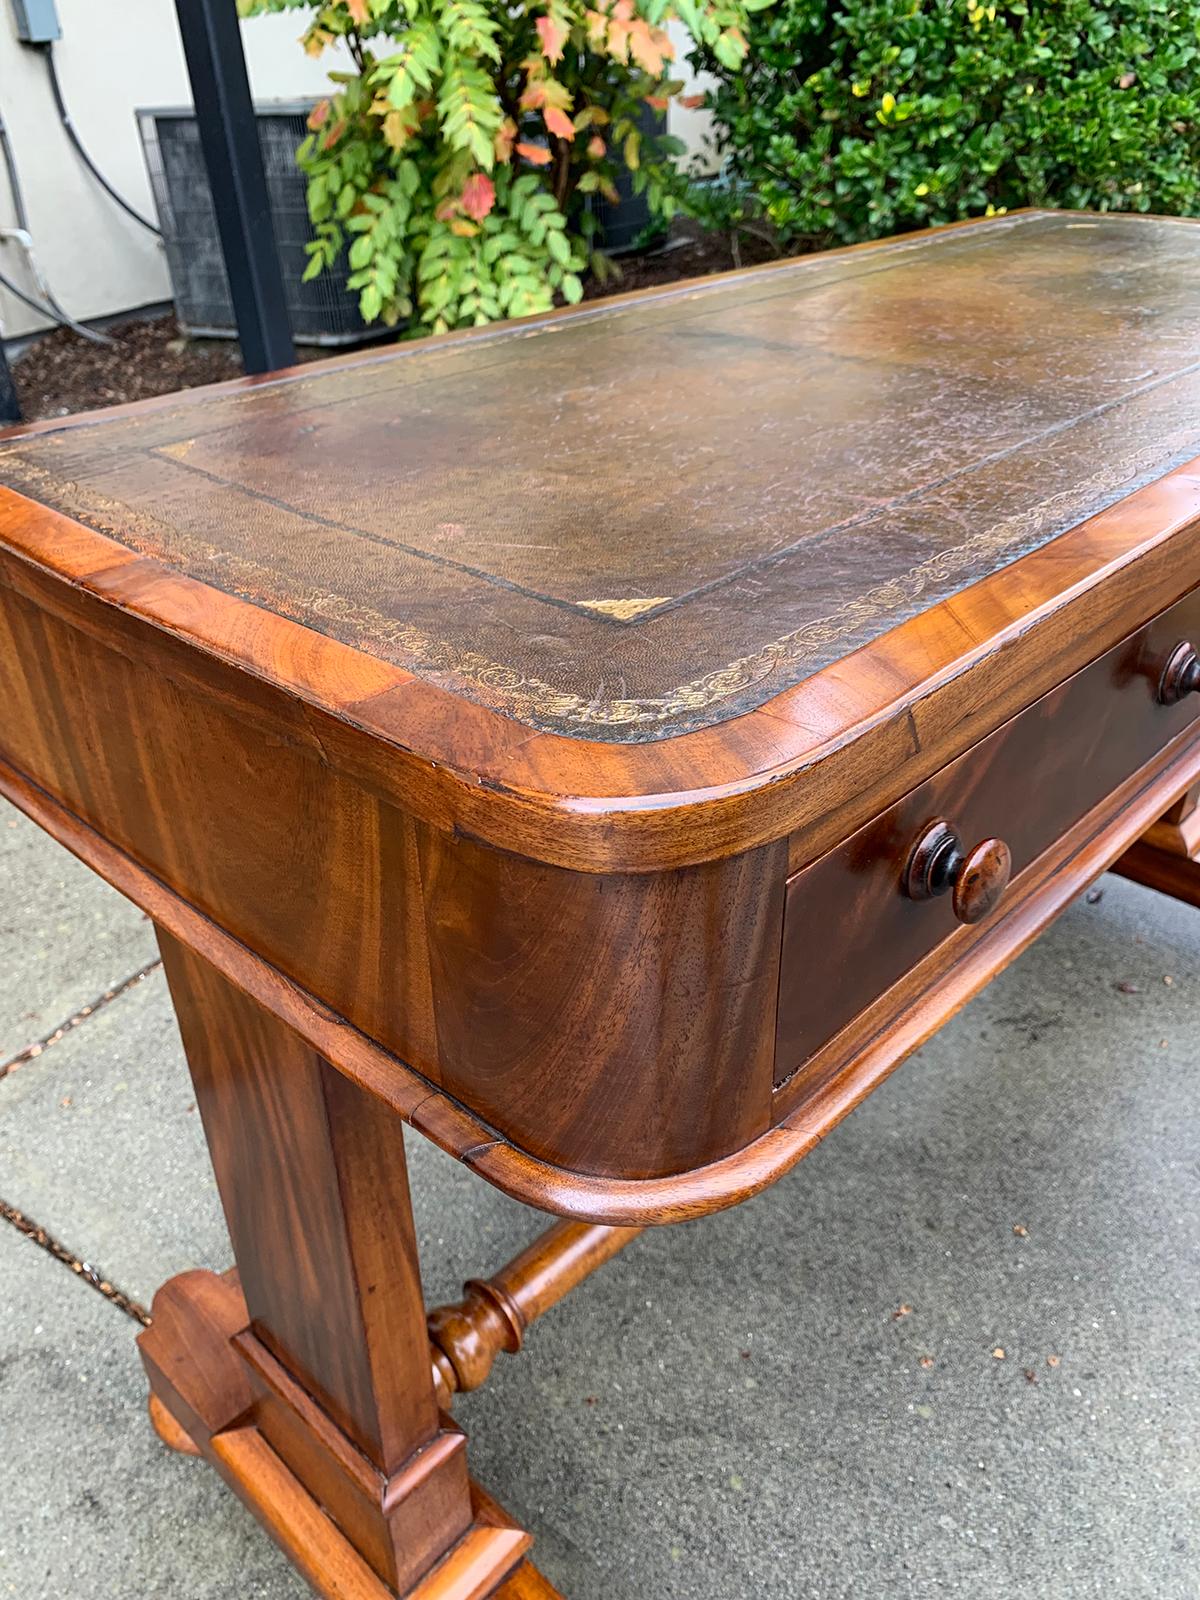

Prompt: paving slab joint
xmin=0 ymin=1197 xmax=153 ymax=1325
xmin=0 ymin=957 xmax=163 ymax=1082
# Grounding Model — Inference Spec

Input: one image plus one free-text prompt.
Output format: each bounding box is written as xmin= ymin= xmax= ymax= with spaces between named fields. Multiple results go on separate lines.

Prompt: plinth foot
xmin=140 ymin=1269 xmax=553 ymax=1600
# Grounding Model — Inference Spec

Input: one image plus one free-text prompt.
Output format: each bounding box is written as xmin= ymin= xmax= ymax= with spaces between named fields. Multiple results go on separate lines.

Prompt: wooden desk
xmin=3 ymin=208 xmax=1200 ymax=1596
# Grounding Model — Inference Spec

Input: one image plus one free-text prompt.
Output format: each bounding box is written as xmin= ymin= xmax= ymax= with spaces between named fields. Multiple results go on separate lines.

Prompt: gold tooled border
xmin=0 ymin=431 xmax=1189 ymax=739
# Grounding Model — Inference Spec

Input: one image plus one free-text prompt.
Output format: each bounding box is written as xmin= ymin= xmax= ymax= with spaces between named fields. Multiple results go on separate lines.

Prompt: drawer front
xmin=775 ymin=586 xmax=1200 ymax=1086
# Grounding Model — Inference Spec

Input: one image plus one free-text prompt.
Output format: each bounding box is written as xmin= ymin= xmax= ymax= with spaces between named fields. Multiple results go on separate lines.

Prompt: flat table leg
xmin=139 ymin=930 xmax=542 ymax=1600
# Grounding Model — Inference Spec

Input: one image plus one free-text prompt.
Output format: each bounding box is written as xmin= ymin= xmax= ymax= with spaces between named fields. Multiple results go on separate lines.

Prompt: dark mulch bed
xmin=10 ymin=222 xmax=783 ymax=423
xmin=13 ymin=315 xmax=247 ymax=423
xmin=581 ymin=219 xmax=780 ymax=299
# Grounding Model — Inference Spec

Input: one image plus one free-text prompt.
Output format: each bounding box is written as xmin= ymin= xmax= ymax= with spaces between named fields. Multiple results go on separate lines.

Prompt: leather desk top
xmin=5 ymin=209 xmax=1200 ymax=872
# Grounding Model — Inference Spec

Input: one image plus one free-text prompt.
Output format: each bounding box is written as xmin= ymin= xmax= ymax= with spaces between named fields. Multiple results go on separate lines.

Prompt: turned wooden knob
xmin=1158 ymin=641 xmax=1200 ymax=705
xmin=904 ymin=821 xmax=1011 ymax=925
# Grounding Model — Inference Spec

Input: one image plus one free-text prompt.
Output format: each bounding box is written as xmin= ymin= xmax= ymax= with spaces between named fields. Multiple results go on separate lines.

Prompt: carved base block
xmin=139 ymin=1269 xmax=556 ymax=1600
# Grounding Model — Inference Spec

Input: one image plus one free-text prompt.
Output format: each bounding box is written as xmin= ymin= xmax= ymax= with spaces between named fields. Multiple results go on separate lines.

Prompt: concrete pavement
xmin=1 ymin=793 xmax=1198 ymax=1598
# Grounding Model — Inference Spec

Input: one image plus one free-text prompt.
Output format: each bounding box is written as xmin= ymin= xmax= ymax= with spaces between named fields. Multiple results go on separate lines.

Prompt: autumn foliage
xmin=239 ymin=0 xmax=766 ymax=333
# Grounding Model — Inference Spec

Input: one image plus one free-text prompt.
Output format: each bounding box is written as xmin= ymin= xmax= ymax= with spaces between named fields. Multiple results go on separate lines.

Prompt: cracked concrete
xmin=1 ymin=792 xmax=1199 ymax=1598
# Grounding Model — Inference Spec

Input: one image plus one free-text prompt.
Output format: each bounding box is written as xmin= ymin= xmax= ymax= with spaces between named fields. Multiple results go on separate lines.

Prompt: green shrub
xmin=239 ymin=0 xmax=764 ymax=335
xmin=697 ymin=0 xmax=1200 ymax=245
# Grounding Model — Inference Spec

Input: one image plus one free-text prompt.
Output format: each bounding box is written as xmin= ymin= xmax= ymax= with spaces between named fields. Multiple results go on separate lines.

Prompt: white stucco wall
xmin=0 ymin=3 xmax=714 ymax=342
xmin=0 ymin=1 xmax=351 ymax=338
xmin=666 ymin=21 xmax=719 ymax=177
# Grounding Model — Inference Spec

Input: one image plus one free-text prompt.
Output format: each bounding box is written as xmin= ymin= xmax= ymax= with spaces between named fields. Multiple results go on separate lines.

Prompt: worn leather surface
xmin=6 ymin=210 xmax=1200 ymax=743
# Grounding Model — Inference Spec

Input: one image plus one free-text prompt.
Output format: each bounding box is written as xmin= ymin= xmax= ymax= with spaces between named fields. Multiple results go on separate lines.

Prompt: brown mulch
xmin=581 ymin=218 xmax=781 ymax=299
xmin=13 ymin=314 xmax=246 ymax=422
xmin=10 ymin=221 xmax=784 ymax=423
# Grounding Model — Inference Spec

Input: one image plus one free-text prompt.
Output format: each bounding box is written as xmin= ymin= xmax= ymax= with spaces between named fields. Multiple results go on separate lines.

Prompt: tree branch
xmin=551 ymin=134 xmax=573 ymax=211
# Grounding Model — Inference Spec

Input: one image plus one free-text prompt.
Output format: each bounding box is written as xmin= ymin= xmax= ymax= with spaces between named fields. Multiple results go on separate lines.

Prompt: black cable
xmin=0 ymin=256 xmax=113 ymax=345
xmin=44 ymin=43 xmax=162 ymax=237
xmin=0 ymin=262 xmax=55 ymax=321
xmin=0 ymin=106 xmax=29 ymax=231
xmin=0 ymin=112 xmax=27 ymax=418
xmin=0 ymin=90 xmax=113 ymax=345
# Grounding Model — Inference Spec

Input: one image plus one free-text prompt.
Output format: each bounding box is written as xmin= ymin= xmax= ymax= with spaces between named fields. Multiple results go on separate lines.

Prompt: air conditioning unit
xmin=137 ymin=101 xmax=372 ymax=347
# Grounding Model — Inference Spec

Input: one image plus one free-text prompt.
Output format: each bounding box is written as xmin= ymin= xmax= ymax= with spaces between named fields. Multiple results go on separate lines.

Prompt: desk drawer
xmin=775 ymin=586 xmax=1200 ymax=1086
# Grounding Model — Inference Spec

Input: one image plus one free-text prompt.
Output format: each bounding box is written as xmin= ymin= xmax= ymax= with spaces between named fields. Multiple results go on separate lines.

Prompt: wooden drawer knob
xmin=1158 ymin=642 xmax=1200 ymax=705
xmin=904 ymin=821 xmax=1012 ymax=925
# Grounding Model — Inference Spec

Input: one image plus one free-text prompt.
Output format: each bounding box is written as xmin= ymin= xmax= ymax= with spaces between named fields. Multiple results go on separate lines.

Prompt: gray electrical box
xmin=9 ymin=0 xmax=61 ymax=43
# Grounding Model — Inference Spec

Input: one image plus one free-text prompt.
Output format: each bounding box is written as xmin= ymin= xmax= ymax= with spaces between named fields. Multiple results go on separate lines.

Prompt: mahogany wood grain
xmin=155 ymin=935 xmax=481 ymax=1594
xmin=772 ymin=723 xmax=1200 ymax=1134
xmin=0 ymin=569 xmax=783 ymax=1179
xmin=12 ymin=215 xmax=1200 ymax=1600
xmin=3 ymin=215 xmax=1200 ymax=1194
xmin=0 ymin=451 xmax=1196 ymax=877
xmin=154 ymin=1217 xmax=609 ymax=1581
xmin=418 ymin=833 xmax=785 ymax=1176
xmin=4 ymin=723 xmax=1199 ymax=1224
xmin=2 ymin=502 xmax=1197 ymax=1183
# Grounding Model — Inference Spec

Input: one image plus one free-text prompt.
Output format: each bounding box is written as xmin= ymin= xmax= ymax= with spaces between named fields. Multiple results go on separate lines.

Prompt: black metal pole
xmin=0 ymin=340 xmax=20 ymax=425
xmin=173 ymin=0 xmax=295 ymax=374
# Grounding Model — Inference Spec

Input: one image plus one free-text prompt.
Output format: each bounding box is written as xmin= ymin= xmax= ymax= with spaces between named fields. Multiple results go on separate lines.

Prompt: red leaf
xmin=461 ymin=173 xmax=496 ymax=221
xmin=680 ymin=93 xmax=706 ymax=110
xmin=536 ymin=14 xmax=568 ymax=65
xmin=516 ymin=140 xmax=553 ymax=166
xmin=544 ymin=105 xmax=576 ymax=141
xmin=307 ymin=99 xmax=331 ymax=131
xmin=587 ymin=134 xmax=606 ymax=158
xmin=347 ymin=0 xmax=370 ymax=22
